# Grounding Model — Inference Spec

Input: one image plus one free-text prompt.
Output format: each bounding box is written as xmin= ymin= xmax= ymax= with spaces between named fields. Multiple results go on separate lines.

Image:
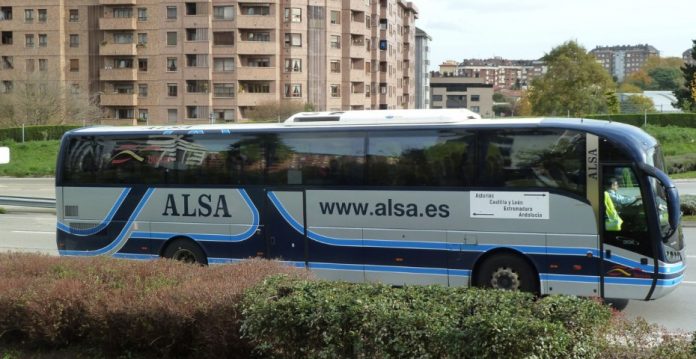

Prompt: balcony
xmin=100 ymin=17 xmax=136 ymax=30
xmin=100 ymin=93 xmax=137 ymax=106
xmin=350 ymin=93 xmax=365 ymax=104
xmin=237 ymin=92 xmax=277 ymax=106
xmin=236 ymin=40 xmax=277 ymax=54
xmin=237 ymin=67 xmax=276 ymax=80
xmin=237 ymin=15 xmax=277 ymax=29
xmin=100 ymin=67 xmax=137 ymax=81
xmin=183 ymin=41 xmax=211 ymax=54
xmin=100 ymin=43 xmax=136 ymax=56
xmin=99 ymin=0 xmax=136 ymax=5
xmin=183 ymin=16 xmax=210 ymax=28
xmin=183 ymin=67 xmax=211 ymax=80
xmin=183 ymin=92 xmax=212 ymax=105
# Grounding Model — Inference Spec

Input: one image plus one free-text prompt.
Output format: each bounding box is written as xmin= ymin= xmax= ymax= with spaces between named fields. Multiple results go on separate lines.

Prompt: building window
xmin=138 ymin=109 xmax=149 ymax=121
xmin=69 ymin=34 xmax=79 ymax=48
xmin=38 ymin=59 xmax=47 ymax=71
xmin=38 ymin=9 xmax=47 ymax=22
xmin=26 ymin=59 xmax=35 ymax=72
xmin=116 ymin=108 xmax=134 ymax=120
xmin=166 ymin=6 xmax=177 ymax=19
xmin=284 ymin=84 xmax=302 ymax=98
xmin=244 ymin=31 xmax=270 ymax=42
xmin=330 ymin=35 xmax=341 ymax=49
xmin=138 ymin=33 xmax=147 ymax=45
xmin=330 ymin=84 xmax=340 ymax=97
xmin=25 ymin=9 xmax=33 ymax=22
xmin=167 ymin=83 xmax=178 ymax=97
xmin=284 ymin=59 xmax=302 ymax=72
xmin=71 ymin=83 xmax=79 ymax=94
xmin=330 ymin=60 xmax=341 ymax=73
xmin=186 ymin=106 xmax=203 ymax=119
xmin=113 ymin=7 xmax=132 ymax=18
xmin=138 ymin=84 xmax=148 ymax=97
xmin=213 ymin=31 xmax=234 ymax=45
xmin=213 ymin=6 xmax=233 ymax=20
xmin=186 ymin=54 xmax=208 ymax=67
xmin=471 ymin=106 xmax=480 ymax=113
xmin=213 ymin=57 xmax=234 ymax=72
xmin=0 ymin=81 xmax=13 ymax=94
xmin=213 ymin=83 xmax=235 ymax=97
xmin=241 ymin=82 xmax=270 ymax=93
xmin=284 ymin=33 xmax=301 ymax=47
xmin=137 ymin=8 xmax=147 ymax=21
xmin=186 ymin=28 xmax=208 ymax=41
xmin=69 ymin=9 xmax=79 ymax=22
xmin=25 ymin=34 xmax=34 ymax=48
xmin=471 ymin=95 xmax=480 ymax=101
xmin=114 ymin=33 xmax=132 ymax=44
xmin=330 ymin=10 xmax=340 ymax=24
xmin=38 ymin=34 xmax=47 ymax=47
xmin=138 ymin=58 xmax=148 ymax=71
xmin=284 ymin=8 xmax=301 ymax=23
xmin=166 ymin=57 xmax=177 ymax=71
xmin=246 ymin=57 xmax=270 ymax=67
xmin=69 ymin=59 xmax=79 ymax=72
xmin=214 ymin=109 xmax=235 ymax=122
xmin=166 ymin=32 xmax=177 ymax=46
xmin=167 ymin=109 xmax=178 ymax=124
xmin=185 ymin=2 xmax=203 ymax=16
xmin=1 ymin=56 xmax=13 ymax=69
xmin=241 ymin=5 xmax=269 ymax=16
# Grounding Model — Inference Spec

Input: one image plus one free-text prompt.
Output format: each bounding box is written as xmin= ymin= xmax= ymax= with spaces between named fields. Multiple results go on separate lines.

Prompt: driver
xmin=606 ymin=177 xmax=636 ymax=208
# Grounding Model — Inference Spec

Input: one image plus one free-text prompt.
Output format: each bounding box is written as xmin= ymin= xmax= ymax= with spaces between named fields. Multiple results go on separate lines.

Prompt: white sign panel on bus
xmin=470 ymin=191 xmax=549 ymax=219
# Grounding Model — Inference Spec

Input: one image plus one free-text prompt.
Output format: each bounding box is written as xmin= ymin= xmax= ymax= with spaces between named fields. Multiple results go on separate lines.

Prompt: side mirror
xmin=638 ymin=163 xmax=680 ymax=234
xmin=0 ymin=147 xmax=9 ymax=164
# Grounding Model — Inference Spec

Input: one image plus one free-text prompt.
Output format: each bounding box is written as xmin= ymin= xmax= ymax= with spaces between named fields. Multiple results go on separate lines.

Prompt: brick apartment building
xmin=444 ymin=58 xmax=546 ymax=91
xmin=0 ymin=0 xmax=418 ymax=125
xmin=430 ymin=62 xmax=493 ymax=117
xmin=589 ymin=44 xmax=659 ymax=82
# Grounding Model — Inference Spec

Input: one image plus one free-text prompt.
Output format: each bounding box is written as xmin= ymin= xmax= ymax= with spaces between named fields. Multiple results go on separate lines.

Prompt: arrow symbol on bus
xmin=524 ymin=194 xmax=547 ymax=197
xmin=472 ymin=213 xmax=494 ymax=216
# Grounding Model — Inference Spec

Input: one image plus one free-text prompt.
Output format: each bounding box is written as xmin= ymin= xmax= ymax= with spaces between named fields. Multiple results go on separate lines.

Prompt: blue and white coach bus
xmin=56 ymin=109 xmax=684 ymax=301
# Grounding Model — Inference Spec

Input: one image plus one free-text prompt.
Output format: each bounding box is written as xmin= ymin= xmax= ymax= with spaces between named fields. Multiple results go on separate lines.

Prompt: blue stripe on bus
xmin=112 ymin=253 xmax=159 ymax=261
xmin=57 ymin=188 xmax=131 ymax=236
xmin=59 ymin=188 xmax=155 ymax=256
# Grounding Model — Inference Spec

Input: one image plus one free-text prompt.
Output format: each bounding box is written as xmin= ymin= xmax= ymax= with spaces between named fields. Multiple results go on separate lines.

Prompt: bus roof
xmin=66 ymin=114 xmax=657 ymax=151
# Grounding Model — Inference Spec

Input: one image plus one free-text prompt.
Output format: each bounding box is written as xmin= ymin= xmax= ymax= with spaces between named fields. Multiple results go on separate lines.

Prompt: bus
xmin=56 ymin=109 xmax=684 ymax=301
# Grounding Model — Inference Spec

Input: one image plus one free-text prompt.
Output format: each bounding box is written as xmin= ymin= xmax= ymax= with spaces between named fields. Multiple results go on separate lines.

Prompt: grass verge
xmin=0 ymin=140 xmax=60 ymax=177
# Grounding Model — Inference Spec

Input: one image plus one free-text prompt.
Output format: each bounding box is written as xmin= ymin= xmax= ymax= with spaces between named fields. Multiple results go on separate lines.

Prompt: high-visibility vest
xmin=605 ymin=191 xmax=623 ymax=231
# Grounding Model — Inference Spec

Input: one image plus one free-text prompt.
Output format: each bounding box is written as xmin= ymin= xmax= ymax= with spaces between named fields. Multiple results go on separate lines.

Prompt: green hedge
xmin=0 ymin=125 xmax=81 ymax=142
xmin=586 ymin=113 xmax=696 ymax=127
xmin=241 ymin=276 xmax=612 ymax=359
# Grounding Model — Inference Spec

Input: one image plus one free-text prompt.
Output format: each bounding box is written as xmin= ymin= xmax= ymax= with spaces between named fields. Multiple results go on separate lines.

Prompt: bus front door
xmin=264 ymin=190 xmax=307 ymax=268
xmin=601 ymin=165 xmax=657 ymax=300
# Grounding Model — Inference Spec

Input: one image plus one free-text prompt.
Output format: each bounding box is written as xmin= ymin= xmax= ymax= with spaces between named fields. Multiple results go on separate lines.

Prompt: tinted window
xmin=266 ymin=132 xmax=365 ymax=186
xmin=61 ymin=134 xmax=266 ymax=185
xmin=368 ymin=130 xmax=475 ymax=186
xmin=480 ymin=129 xmax=586 ymax=195
xmin=600 ymin=137 xmax=632 ymax=163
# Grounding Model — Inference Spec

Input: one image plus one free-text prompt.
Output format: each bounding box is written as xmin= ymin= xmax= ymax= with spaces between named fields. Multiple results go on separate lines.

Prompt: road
xmin=1 ymin=177 xmax=696 ymax=331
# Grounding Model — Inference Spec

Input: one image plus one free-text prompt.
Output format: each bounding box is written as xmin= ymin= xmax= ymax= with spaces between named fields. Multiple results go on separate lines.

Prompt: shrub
xmin=0 ymin=254 xmax=311 ymax=357
xmin=0 ymin=125 xmax=80 ymax=142
xmin=241 ymin=277 xmax=612 ymax=359
xmin=587 ymin=113 xmax=696 ymax=128
xmin=597 ymin=314 xmax=695 ymax=359
xmin=681 ymin=195 xmax=696 ymax=216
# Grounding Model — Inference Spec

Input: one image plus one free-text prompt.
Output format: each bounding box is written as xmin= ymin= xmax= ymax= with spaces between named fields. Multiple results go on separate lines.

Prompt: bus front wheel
xmin=162 ymin=239 xmax=208 ymax=266
xmin=474 ymin=253 xmax=538 ymax=293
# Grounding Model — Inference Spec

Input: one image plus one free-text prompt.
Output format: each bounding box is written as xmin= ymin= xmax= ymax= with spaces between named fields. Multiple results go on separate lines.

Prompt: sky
xmin=410 ymin=0 xmax=695 ymax=67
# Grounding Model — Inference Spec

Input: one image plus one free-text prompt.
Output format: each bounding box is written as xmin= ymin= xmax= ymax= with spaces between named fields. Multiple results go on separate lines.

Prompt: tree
xmin=621 ymin=95 xmax=655 ymax=113
xmin=674 ymin=40 xmax=696 ymax=111
xmin=624 ymin=56 xmax=684 ymax=91
xmin=528 ymin=41 xmax=617 ymax=116
xmin=0 ymin=72 xmax=100 ymax=126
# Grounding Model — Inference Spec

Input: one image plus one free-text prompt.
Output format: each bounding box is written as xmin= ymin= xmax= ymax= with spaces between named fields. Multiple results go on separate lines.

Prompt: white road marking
xmin=11 ymin=230 xmax=54 ymax=235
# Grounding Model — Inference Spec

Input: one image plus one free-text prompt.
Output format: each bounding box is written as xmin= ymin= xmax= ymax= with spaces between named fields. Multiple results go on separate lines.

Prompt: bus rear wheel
xmin=475 ymin=253 xmax=538 ymax=293
xmin=163 ymin=239 xmax=208 ymax=266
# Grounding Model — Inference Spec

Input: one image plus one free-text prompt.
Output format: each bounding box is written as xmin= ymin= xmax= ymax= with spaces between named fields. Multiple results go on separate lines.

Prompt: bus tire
xmin=162 ymin=238 xmax=208 ymax=266
xmin=474 ymin=253 xmax=538 ymax=293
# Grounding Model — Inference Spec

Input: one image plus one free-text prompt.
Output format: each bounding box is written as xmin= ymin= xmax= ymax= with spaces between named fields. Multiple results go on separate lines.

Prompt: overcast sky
xmin=410 ymin=0 xmax=695 ymax=67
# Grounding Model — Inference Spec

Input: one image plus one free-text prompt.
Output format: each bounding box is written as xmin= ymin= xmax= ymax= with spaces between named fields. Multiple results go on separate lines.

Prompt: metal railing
xmin=0 ymin=196 xmax=55 ymax=208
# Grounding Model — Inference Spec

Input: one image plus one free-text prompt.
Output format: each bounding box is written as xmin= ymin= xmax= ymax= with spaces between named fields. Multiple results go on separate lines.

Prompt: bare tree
xmin=0 ymin=72 xmax=101 ymax=127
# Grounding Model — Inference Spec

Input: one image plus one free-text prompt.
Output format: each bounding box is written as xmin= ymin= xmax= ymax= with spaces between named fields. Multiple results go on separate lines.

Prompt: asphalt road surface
xmin=1 ymin=177 xmax=696 ymax=332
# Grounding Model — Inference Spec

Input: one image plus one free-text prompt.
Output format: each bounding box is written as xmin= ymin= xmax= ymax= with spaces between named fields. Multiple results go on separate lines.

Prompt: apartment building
xmin=430 ymin=74 xmax=493 ymax=117
xmin=414 ymin=26 xmax=430 ymax=109
xmin=0 ymin=0 xmax=418 ymax=125
xmin=454 ymin=58 xmax=546 ymax=90
xmin=589 ymin=44 xmax=659 ymax=82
